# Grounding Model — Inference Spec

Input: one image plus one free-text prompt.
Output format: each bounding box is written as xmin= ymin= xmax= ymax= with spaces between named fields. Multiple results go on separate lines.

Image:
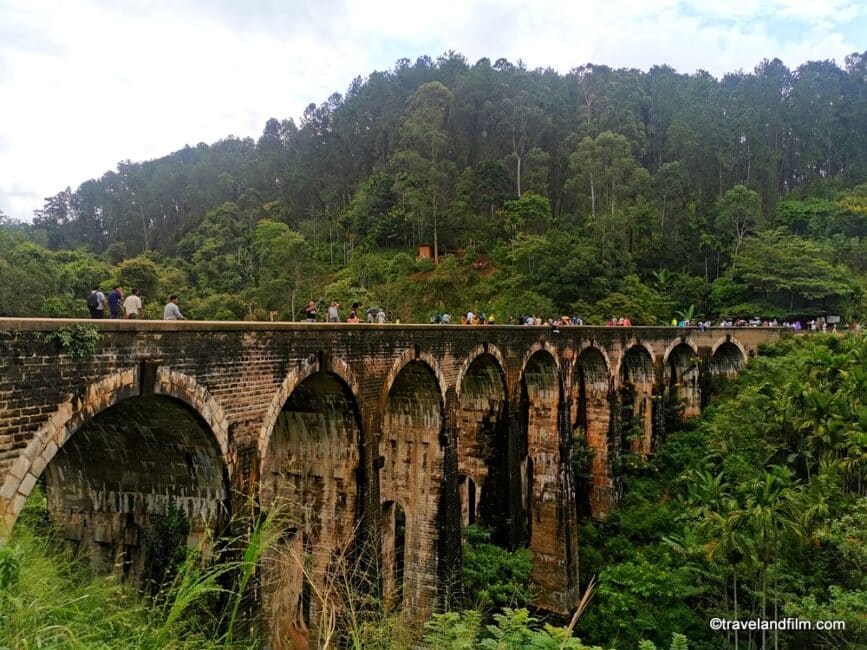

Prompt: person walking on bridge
xmin=163 ymin=295 xmax=186 ymax=320
xmin=87 ymin=286 xmax=107 ymax=318
xmin=107 ymin=285 xmax=124 ymax=319
xmin=305 ymin=300 xmax=317 ymax=322
xmin=123 ymin=289 xmax=142 ymax=319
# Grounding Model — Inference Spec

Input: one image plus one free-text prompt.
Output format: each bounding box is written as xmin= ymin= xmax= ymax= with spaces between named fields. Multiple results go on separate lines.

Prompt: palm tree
xmin=728 ymin=467 xmax=806 ymax=649
xmin=703 ymin=497 xmax=755 ymax=650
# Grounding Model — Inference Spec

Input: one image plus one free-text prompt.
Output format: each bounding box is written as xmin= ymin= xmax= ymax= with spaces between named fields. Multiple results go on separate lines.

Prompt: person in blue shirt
xmin=106 ymin=286 xmax=124 ymax=319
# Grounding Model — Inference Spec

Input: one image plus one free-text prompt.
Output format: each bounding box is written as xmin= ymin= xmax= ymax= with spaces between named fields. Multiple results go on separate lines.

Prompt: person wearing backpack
xmin=87 ymin=286 xmax=106 ymax=318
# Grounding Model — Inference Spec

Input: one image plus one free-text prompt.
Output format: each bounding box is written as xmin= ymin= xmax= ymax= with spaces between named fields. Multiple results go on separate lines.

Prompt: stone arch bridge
xmin=0 ymin=320 xmax=785 ymax=630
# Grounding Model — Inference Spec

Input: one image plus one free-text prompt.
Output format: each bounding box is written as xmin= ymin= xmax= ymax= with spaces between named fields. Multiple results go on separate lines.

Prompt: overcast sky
xmin=1 ymin=0 xmax=865 ymax=221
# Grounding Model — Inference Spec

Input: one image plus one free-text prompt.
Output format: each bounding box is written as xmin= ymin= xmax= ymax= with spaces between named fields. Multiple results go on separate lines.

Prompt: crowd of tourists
xmin=83 ymin=289 xmax=858 ymax=332
xmin=86 ymin=286 xmax=186 ymax=320
xmin=306 ymin=301 xmax=393 ymax=324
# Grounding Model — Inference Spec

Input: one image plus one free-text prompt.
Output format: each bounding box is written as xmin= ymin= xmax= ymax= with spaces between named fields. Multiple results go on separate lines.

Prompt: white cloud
xmin=0 ymin=0 xmax=863 ymax=220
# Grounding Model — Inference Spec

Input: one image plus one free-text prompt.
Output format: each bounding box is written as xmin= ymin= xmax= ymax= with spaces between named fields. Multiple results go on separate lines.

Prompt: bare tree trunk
xmin=660 ymin=196 xmax=666 ymax=246
xmin=516 ymin=153 xmax=523 ymax=197
xmin=733 ymin=570 xmax=740 ymax=649
xmin=589 ymin=170 xmax=596 ymax=221
xmin=762 ymin=560 xmax=768 ymax=650
xmin=433 ymin=197 xmax=439 ymax=264
xmin=139 ymin=207 xmax=149 ymax=250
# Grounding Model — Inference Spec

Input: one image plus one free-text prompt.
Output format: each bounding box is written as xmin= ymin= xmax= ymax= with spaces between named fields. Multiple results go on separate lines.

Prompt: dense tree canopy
xmin=2 ymin=51 xmax=867 ymax=322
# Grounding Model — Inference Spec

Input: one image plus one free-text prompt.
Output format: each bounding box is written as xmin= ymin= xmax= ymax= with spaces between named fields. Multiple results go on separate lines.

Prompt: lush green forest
xmin=2 ymin=52 xmax=867 ymax=322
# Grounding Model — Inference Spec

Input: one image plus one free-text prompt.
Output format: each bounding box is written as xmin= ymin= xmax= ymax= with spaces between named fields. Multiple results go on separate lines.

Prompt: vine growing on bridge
xmin=39 ymin=324 xmax=101 ymax=358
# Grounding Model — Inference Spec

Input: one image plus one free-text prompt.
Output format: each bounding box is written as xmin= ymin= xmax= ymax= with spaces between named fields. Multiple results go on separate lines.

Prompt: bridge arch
xmin=455 ymin=343 xmax=508 ymax=400
xmin=612 ymin=340 xmax=656 ymax=381
xmin=662 ymin=339 xmax=701 ymax=419
xmin=711 ymin=337 xmax=748 ymax=378
xmin=661 ymin=337 xmax=698 ymax=369
xmin=378 ymin=348 xmax=449 ymax=427
xmin=378 ymin=357 xmax=446 ymax=612
xmin=1 ymin=368 xmax=231 ymax=542
xmin=518 ymin=345 xmax=578 ymax=607
xmin=455 ymin=345 xmax=509 ymax=543
xmin=257 ymin=354 xmax=361 ymax=466
xmin=572 ymin=345 xmax=613 ymax=518
xmin=617 ymin=342 xmax=656 ymax=455
xmin=258 ymin=357 xmax=364 ymax=645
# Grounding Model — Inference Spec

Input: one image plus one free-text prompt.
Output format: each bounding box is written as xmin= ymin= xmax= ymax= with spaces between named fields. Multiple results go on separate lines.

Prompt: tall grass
xmin=3 ymin=487 xmax=528 ymax=649
xmin=0 ymin=486 xmax=259 ymax=649
xmin=0 ymin=487 xmax=418 ymax=649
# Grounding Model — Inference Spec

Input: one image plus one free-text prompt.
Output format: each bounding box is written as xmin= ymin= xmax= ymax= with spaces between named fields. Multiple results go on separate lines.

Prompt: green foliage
xmin=423 ymin=610 xmax=482 ymax=648
xmin=1 ymin=486 xmax=257 ymax=649
xmin=140 ymin=504 xmax=190 ymax=595
xmin=578 ymin=335 xmax=867 ymax=649
xmin=386 ymin=252 xmax=416 ymax=279
xmin=186 ymin=292 xmax=247 ymax=320
xmin=422 ymin=608 xmax=602 ymax=650
xmin=716 ymin=184 xmax=763 ymax=257
xmin=461 ymin=525 xmax=533 ymax=609
xmin=40 ymin=324 xmax=101 ymax=357
xmin=253 ymin=219 xmax=318 ymax=319
xmin=712 ymin=229 xmax=858 ymax=317
xmin=590 ymin=275 xmax=670 ymax=324
xmin=500 ymin=192 xmax=552 ymax=235
xmin=0 ymin=544 xmax=21 ymax=590
xmin=637 ymin=633 xmax=689 ymax=650
xmin=115 ymin=256 xmax=160 ymax=299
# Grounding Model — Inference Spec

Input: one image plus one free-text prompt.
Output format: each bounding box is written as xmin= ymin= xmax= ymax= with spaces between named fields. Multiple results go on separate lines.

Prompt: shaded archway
xmin=380 ymin=500 xmax=406 ymax=608
xmin=572 ymin=346 xmax=612 ymax=518
xmin=457 ymin=475 xmax=477 ymax=527
xmin=711 ymin=341 xmax=746 ymax=378
xmin=260 ymin=370 xmax=363 ymax=646
xmin=664 ymin=342 xmax=701 ymax=419
xmin=618 ymin=345 xmax=655 ymax=455
xmin=379 ymin=360 xmax=444 ymax=614
xmin=457 ymin=352 xmax=508 ymax=545
xmin=41 ymin=395 xmax=229 ymax=580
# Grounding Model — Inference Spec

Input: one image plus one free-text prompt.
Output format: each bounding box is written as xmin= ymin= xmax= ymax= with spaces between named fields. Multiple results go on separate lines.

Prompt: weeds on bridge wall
xmin=38 ymin=324 xmax=101 ymax=358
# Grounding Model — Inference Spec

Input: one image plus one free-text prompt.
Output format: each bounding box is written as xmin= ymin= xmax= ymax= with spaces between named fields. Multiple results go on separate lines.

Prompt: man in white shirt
xmin=123 ymin=289 xmax=143 ymax=319
xmin=163 ymin=295 xmax=186 ymax=320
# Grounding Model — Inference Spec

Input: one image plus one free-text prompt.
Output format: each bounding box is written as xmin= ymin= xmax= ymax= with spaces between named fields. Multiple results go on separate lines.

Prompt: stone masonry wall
xmin=0 ymin=319 xmax=786 ymax=635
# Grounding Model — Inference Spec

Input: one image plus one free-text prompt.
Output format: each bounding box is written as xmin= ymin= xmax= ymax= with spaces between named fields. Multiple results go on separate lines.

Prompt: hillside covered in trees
xmin=3 ymin=51 xmax=867 ymax=322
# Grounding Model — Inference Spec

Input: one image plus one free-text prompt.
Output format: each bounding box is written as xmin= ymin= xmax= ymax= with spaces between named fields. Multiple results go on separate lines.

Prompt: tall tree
xmin=391 ymin=81 xmax=455 ymax=261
